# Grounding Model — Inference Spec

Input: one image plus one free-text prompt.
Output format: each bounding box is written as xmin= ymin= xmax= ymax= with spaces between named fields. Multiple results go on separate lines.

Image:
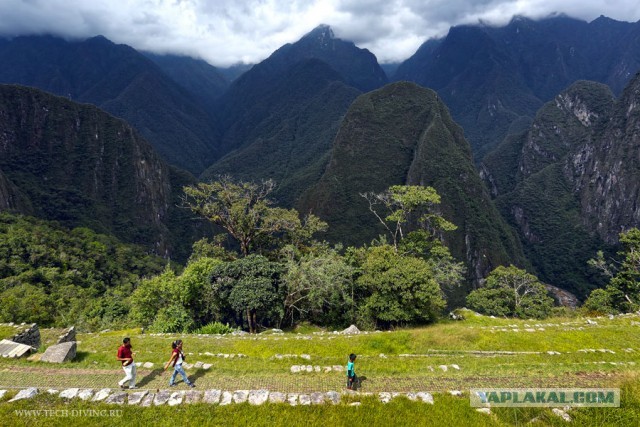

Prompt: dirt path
xmin=0 ymin=366 xmax=621 ymax=393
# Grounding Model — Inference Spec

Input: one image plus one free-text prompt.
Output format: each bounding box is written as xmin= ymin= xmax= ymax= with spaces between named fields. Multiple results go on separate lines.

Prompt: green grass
xmin=1 ymin=310 xmax=639 ymax=425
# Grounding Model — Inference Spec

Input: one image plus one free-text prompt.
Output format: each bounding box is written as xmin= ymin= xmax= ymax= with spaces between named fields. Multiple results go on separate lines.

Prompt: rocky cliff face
xmin=0 ymin=84 xmax=179 ymax=255
xmin=484 ymin=75 xmax=640 ymax=296
xmin=566 ymin=73 xmax=640 ymax=244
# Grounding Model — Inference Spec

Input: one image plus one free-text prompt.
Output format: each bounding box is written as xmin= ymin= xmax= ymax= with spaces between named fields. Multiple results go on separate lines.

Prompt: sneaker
xmin=119 ymin=384 xmax=126 ymax=389
xmin=189 ymin=383 xmax=196 ymax=388
xmin=129 ymin=386 xmax=137 ymax=389
xmin=169 ymin=383 xmax=176 ymax=387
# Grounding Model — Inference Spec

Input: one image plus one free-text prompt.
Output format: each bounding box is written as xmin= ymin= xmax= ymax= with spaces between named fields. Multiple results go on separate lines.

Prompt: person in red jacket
xmin=116 ymin=337 xmax=137 ymax=389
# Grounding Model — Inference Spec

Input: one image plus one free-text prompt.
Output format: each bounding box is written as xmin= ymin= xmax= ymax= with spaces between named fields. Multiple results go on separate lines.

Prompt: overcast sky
xmin=0 ymin=0 xmax=638 ymax=67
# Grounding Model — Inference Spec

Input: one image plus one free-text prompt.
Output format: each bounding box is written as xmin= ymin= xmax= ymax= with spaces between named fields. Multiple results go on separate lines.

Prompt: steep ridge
xmin=0 ymin=84 xmax=204 ymax=260
xmin=489 ymin=76 xmax=640 ymax=297
xmin=216 ymin=25 xmax=388 ymax=157
xmin=394 ymin=16 xmax=640 ymax=161
xmin=301 ymin=82 xmax=526 ymax=287
xmin=202 ymin=59 xmax=361 ymax=206
xmin=0 ymin=35 xmax=221 ymax=174
xmin=144 ymin=52 xmax=229 ymax=115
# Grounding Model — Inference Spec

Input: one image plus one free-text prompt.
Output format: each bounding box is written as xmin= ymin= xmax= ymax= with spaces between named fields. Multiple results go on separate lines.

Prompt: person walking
xmin=164 ymin=339 xmax=195 ymax=387
xmin=116 ymin=337 xmax=137 ymax=389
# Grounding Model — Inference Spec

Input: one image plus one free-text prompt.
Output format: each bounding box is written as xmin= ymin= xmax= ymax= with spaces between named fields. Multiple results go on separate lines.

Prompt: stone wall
xmin=56 ymin=326 xmax=76 ymax=344
xmin=11 ymin=324 xmax=40 ymax=349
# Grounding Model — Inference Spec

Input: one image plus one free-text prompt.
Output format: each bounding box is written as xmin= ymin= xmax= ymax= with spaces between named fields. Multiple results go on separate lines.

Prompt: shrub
xmin=195 ymin=321 xmax=235 ymax=335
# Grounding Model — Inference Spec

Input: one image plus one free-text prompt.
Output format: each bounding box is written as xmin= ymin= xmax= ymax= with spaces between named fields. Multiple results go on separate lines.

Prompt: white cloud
xmin=0 ymin=0 xmax=638 ymax=66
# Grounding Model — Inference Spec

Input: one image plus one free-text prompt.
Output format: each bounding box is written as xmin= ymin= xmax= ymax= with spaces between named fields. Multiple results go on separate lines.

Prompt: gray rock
xmin=287 ymin=393 xmax=298 ymax=406
xmin=379 ymin=392 xmax=392 ymax=403
xmin=314 ymin=366 xmax=321 ymax=372
xmin=450 ymin=364 xmax=460 ymax=370
xmin=203 ymin=389 xmax=221 ymax=404
xmin=305 ymin=365 xmax=313 ymax=372
xmin=349 ymin=402 xmax=361 ymax=406
xmin=326 ymin=391 xmax=340 ymax=404
xmin=140 ymin=393 xmax=155 ymax=407
xmin=142 ymin=362 xmax=154 ymax=369
xmin=194 ymin=361 xmax=204 ymax=368
xmin=476 ymin=408 xmax=491 ymax=415
xmin=439 ymin=365 xmax=448 ymax=371
xmin=154 ymin=390 xmax=172 ymax=405
xmin=128 ymin=391 xmax=148 ymax=405
xmin=233 ymin=390 xmax=249 ymax=403
xmin=449 ymin=390 xmax=463 ymax=397
xmin=269 ymin=392 xmax=286 ymax=403
xmin=184 ymin=390 xmax=202 ymax=404
xmin=301 ymin=354 xmax=311 ymax=360
xmin=310 ymin=392 xmax=325 ymax=404
xmin=417 ymin=392 xmax=434 ymax=404
xmin=104 ymin=392 xmax=127 ymax=405
xmin=0 ymin=390 xmax=6 ymax=400
xmin=40 ymin=341 xmax=77 ymax=363
xmin=333 ymin=365 xmax=344 ymax=371
xmin=9 ymin=388 xmax=38 ymax=402
xmin=406 ymin=392 xmax=418 ymax=401
xmin=92 ymin=389 xmax=111 ymax=402
xmin=248 ymin=389 xmax=269 ymax=405
xmin=168 ymin=391 xmax=184 ymax=406
xmin=552 ymin=408 xmax=572 ymax=422
xmin=0 ymin=339 xmax=35 ymax=358
xmin=59 ymin=388 xmax=79 ymax=399
xmin=299 ymin=394 xmax=311 ymax=405
xmin=47 ymin=389 xmax=59 ymax=395
xmin=290 ymin=365 xmax=301 ymax=373
xmin=342 ymin=325 xmax=360 ymax=335
xmin=323 ymin=366 xmax=332 ymax=373
xmin=202 ymin=363 xmax=212 ymax=370
xmin=220 ymin=391 xmax=233 ymax=405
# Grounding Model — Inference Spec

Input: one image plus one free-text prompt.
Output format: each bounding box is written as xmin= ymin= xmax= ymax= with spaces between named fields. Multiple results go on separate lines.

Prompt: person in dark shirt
xmin=164 ymin=339 xmax=195 ymax=388
xmin=116 ymin=337 xmax=137 ymax=389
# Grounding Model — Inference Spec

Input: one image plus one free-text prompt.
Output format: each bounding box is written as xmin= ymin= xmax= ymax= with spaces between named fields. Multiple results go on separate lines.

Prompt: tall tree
xmin=361 ymin=185 xmax=456 ymax=251
xmin=183 ymin=176 xmax=326 ymax=256
xmin=466 ymin=265 xmax=553 ymax=319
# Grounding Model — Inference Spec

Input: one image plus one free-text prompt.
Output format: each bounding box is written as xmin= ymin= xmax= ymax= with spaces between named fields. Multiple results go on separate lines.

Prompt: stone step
xmin=2 ymin=387 xmax=459 ymax=407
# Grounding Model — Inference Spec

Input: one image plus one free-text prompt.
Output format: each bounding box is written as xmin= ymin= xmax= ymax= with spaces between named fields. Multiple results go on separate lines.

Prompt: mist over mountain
xmin=394 ymin=15 xmax=640 ymax=161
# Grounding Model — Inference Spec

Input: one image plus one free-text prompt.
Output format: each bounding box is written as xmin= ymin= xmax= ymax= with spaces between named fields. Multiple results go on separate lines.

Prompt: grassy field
xmin=0 ymin=310 xmax=639 ymax=426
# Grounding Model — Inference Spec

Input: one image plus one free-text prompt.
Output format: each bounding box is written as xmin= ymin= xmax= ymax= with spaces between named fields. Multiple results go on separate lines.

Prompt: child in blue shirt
xmin=346 ymin=353 xmax=358 ymax=390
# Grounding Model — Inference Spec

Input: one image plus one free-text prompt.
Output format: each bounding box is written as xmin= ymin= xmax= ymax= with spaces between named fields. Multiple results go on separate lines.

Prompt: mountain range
xmin=0 ymin=16 xmax=639 ymax=299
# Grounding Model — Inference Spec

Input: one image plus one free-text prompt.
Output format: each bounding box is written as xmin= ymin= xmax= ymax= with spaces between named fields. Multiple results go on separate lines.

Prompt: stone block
xmin=57 ymin=326 xmax=76 ymax=344
xmin=248 ymin=389 xmax=269 ymax=405
xmin=59 ymin=388 xmax=79 ymax=399
xmin=128 ymin=391 xmax=148 ymax=405
xmin=9 ymin=388 xmax=38 ymax=402
xmin=40 ymin=341 xmax=76 ymax=363
xmin=104 ymin=392 xmax=127 ymax=405
xmin=92 ymin=389 xmax=111 ymax=401
xmin=203 ymin=389 xmax=221 ymax=404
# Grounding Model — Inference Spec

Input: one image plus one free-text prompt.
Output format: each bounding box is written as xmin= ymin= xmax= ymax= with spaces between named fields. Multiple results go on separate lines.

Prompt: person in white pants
xmin=116 ymin=337 xmax=137 ymax=389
